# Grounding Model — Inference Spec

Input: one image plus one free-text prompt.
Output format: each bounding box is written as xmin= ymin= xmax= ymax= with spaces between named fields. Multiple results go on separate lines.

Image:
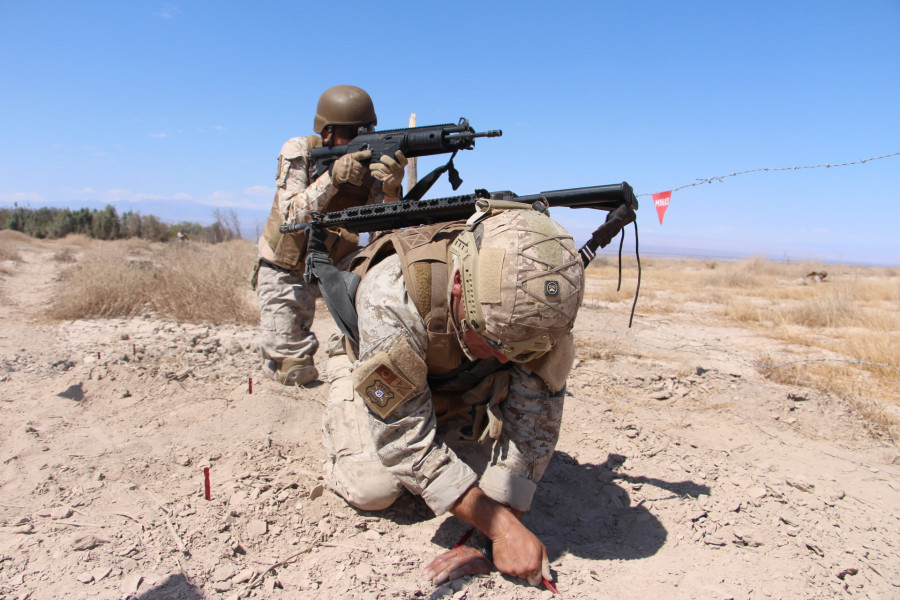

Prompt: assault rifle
xmin=280 ymin=182 xmax=639 ymax=267
xmin=309 ymin=118 xmax=502 ymax=201
xmin=281 ymin=182 xmax=641 ymax=342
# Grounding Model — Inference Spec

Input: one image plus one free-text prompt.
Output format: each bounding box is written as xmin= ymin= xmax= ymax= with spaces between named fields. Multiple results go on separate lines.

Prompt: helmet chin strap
xmin=320 ymin=127 xmax=333 ymax=146
xmin=448 ymin=265 xmax=479 ymax=362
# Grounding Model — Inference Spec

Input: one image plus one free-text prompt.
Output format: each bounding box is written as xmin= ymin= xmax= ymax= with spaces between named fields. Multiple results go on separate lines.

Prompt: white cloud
xmin=201 ymin=190 xmax=271 ymax=210
xmin=243 ymin=185 xmax=273 ymax=197
xmin=213 ymin=125 xmax=226 ymax=131
xmin=149 ymin=133 xmax=168 ymax=139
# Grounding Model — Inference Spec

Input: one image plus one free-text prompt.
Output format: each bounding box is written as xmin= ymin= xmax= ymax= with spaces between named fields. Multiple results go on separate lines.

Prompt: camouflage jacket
xmin=353 ymin=253 xmax=567 ymax=516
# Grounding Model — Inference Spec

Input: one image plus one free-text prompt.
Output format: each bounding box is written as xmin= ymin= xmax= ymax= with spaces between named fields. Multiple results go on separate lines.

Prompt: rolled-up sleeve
xmin=480 ymin=368 xmax=564 ymax=512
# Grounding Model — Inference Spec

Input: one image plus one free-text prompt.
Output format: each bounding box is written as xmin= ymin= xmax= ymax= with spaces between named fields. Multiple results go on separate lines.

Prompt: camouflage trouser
xmin=321 ymin=336 xmax=404 ymax=511
xmin=255 ymin=261 xmax=319 ymax=369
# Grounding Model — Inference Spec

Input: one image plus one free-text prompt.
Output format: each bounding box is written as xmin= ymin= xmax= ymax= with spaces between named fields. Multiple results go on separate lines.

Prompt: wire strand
xmin=637 ymin=151 xmax=900 ymax=197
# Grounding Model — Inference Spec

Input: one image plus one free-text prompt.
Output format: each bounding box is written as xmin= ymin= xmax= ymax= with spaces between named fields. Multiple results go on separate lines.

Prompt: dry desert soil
xmin=1 ymin=235 xmax=899 ymax=600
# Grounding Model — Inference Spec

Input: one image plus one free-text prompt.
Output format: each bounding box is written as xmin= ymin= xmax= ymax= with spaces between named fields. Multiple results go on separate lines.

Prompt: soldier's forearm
xmin=450 ymin=485 xmax=521 ymax=539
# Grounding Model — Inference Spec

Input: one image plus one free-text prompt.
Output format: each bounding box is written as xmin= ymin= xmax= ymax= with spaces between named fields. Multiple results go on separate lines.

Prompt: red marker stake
xmin=248 ymin=377 xmax=253 ymax=394
xmin=203 ymin=467 xmax=211 ymax=500
xmin=543 ymin=577 xmax=559 ymax=595
xmin=453 ymin=527 xmax=475 ymax=548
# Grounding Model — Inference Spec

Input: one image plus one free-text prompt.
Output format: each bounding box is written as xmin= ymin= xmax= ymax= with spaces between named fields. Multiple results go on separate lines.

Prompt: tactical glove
xmin=330 ymin=150 xmax=372 ymax=187
xmin=369 ymin=150 xmax=408 ymax=196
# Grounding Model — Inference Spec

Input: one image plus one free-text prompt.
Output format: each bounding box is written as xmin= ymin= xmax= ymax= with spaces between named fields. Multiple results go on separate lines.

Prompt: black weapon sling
xmin=303 ymin=153 xmax=464 ymax=346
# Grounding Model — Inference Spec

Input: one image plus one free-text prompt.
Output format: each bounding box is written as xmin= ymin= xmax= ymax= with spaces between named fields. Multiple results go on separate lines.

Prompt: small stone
xmin=71 ymin=535 xmax=109 ymax=551
xmin=50 ymin=506 xmax=74 ymax=519
xmin=121 ymin=573 xmax=143 ymax=595
xmin=213 ymin=563 xmax=236 ymax=582
xmin=234 ymin=568 xmax=255 ymax=584
xmin=175 ymin=455 xmax=192 ymax=467
xmin=309 ymin=484 xmax=324 ymax=500
xmin=247 ymin=519 xmax=267 ymax=537
xmin=806 ymin=543 xmax=825 ymax=557
xmin=733 ymin=529 xmax=764 ymax=547
xmin=74 ymin=571 xmax=94 ymax=583
xmin=785 ymin=477 xmax=815 ymax=493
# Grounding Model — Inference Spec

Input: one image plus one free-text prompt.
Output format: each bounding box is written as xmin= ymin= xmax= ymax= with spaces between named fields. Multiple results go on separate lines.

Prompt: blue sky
xmin=1 ymin=1 xmax=898 ymax=265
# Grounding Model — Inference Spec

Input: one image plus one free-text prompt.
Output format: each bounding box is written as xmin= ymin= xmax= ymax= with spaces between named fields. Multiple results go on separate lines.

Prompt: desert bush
xmin=52 ymin=248 xmax=77 ymax=263
xmin=49 ymin=239 xmax=259 ymax=325
xmin=50 ymin=253 xmax=155 ymax=319
xmin=0 ymin=244 xmax=23 ymax=263
xmin=150 ymin=241 xmax=258 ymax=324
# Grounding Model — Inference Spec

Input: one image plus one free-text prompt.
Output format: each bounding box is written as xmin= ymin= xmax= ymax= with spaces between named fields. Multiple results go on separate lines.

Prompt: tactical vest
xmin=260 ymin=135 xmax=371 ymax=272
xmin=349 ymin=220 xmax=575 ymax=395
xmin=350 ymin=221 xmax=466 ymax=376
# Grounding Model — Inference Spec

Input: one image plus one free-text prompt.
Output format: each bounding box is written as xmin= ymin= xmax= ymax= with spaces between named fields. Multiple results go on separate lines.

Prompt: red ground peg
xmin=203 ymin=467 xmax=211 ymax=500
xmin=248 ymin=377 xmax=253 ymax=394
xmin=543 ymin=577 xmax=559 ymax=595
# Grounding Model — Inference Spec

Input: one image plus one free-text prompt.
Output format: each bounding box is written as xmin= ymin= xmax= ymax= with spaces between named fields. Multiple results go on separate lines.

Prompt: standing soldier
xmin=321 ymin=201 xmax=585 ymax=587
xmin=254 ymin=85 xmax=407 ymax=386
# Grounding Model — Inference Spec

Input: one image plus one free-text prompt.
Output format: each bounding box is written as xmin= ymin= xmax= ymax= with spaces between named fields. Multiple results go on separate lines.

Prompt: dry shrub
xmin=727 ymin=298 xmax=765 ymax=323
xmin=50 ymin=253 xmax=154 ymax=319
xmin=0 ymin=245 xmax=23 ymax=263
xmin=49 ymin=239 xmax=259 ymax=325
xmin=702 ymin=258 xmax=770 ymax=288
xmin=151 ymin=242 xmax=259 ymax=325
xmin=0 ymin=231 xmax=26 ymax=263
xmin=775 ymin=283 xmax=857 ymax=328
xmin=52 ymin=248 xmax=77 ymax=263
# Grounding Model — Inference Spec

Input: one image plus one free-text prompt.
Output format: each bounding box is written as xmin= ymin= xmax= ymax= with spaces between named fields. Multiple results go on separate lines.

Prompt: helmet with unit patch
xmin=449 ymin=203 xmax=584 ymax=363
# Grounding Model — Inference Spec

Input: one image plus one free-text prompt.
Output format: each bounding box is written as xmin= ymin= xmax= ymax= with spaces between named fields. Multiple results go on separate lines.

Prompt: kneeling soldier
xmin=321 ymin=200 xmax=585 ymax=587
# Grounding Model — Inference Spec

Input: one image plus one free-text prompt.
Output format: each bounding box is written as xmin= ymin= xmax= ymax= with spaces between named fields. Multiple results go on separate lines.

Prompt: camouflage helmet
xmin=449 ymin=202 xmax=585 ymax=363
xmin=313 ymin=85 xmax=377 ymax=134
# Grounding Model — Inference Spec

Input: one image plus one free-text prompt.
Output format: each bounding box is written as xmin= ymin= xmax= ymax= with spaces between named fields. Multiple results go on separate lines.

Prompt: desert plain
xmin=1 ymin=231 xmax=898 ymax=599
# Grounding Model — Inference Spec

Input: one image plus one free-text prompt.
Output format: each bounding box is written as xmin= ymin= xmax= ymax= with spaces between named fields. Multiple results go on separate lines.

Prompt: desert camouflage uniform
xmin=323 ymin=253 xmax=566 ymax=515
xmin=255 ymin=136 xmax=388 ymax=371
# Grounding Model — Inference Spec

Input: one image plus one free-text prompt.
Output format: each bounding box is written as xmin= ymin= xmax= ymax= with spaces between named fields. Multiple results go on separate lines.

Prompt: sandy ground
xmin=1 ymin=238 xmax=899 ymax=600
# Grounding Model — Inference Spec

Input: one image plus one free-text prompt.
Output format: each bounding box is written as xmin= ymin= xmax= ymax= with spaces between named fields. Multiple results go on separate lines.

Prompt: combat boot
xmin=275 ymin=356 xmax=319 ymax=386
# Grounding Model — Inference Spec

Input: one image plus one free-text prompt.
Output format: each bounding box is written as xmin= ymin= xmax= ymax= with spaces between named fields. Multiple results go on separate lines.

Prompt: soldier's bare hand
xmin=369 ymin=150 xmax=407 ymax=196
xmin=422 ymin=545 xmax=493 ymax=586
xmin=331 ymin=150 xmax=372 ymax=186
xmin=490 ymin=520 xmax=549 ymax=586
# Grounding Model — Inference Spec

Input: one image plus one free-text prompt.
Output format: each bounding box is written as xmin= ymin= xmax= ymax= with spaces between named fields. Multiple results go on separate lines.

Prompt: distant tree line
xmin=0 ymin=204 xmax=242 ymax=244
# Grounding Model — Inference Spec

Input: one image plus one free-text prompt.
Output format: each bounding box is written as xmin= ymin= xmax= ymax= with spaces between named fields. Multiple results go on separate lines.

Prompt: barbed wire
xmin=636 ymin=151 xmax=900 ymax=197
xmin=573 ymin=327 xmax=900 ymax=373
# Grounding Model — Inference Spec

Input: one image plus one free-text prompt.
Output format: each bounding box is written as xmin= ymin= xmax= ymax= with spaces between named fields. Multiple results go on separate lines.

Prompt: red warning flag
xmin=653 ymin=191 xmax=672 ymax=224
